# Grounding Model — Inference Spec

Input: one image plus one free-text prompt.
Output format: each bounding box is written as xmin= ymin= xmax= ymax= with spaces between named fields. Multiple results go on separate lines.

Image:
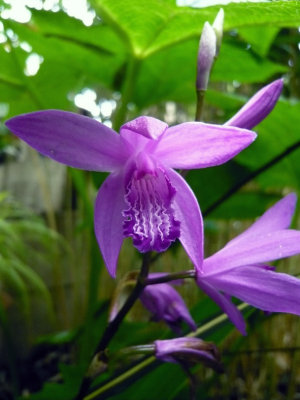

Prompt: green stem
xmin=113 ymin=57 xmax=141 ymax=131
xmin=195 ymin=89 xmax=206 ymax=121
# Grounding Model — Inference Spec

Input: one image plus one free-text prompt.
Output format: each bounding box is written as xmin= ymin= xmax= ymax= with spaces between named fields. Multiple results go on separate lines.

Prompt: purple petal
xmin=94 ymin=173 xmax=125 ymax=278
xmin=121 ymin=116 xmax=168 ymax=140
xmin=204 ymin=230 xmax=300 ymax=274
xmin=225 ymin=193 xmax=297 ymax=248
xmin=225 ymin=79 xmax=283 ymax=129
xmin=167 ymin=169 xmax=203 ymax=272
xmin=155 ymin=123 xmax=256 ymax=169
xmin=206 ymin=266 xmax=300 ymax=316
xmin=197 ymin=278 xmax=246 ymax=334
xmin=5 ymin=110 xmax=127 ymax=171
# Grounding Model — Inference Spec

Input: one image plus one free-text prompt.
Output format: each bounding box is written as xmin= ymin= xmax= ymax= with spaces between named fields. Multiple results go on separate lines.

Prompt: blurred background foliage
xmin=0 ymin=0 xmax=300 ymax=399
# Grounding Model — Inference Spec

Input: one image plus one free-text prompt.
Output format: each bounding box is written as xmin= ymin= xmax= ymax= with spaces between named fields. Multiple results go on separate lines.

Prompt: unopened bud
xmin=212 ymin=8 xmax=224 ymax=56
xmin=155 ymin=337 xmax=223 ymax=372
xmin=196 ymin=21 xmax=217 ymax=91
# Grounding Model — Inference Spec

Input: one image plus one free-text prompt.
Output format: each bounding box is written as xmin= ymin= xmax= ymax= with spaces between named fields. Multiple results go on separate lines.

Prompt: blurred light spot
xmin=20 ymin=41 xmax=32 ymax=52
xmin=0 ymin=33 xmax=6 ymax=43
xmin=43 ymin=0 xmax=60 ymax=11
xmin=0 ymin=103 xmax=9 ymax=118
xmin=25 ymin=53 xmax=43 ymax=76
xmin=164 ymin=102 xmax=176 ymax=125
xmin=62 ymin=0 xmax=95 ymax=26
xmin=74 ymin=88 xmax=100 ymax=117
xmin=177 ymin=0 xmax=270 ymax=6
xmin=1 ymin=2 xmax=32 ymax=23
xmin=103 ymin=120 xmax=112 ymax=128
xmin=1 ymin=0 xmax=95 ymax=25
xmin=100 ymin=100 xmax=116 ymax=118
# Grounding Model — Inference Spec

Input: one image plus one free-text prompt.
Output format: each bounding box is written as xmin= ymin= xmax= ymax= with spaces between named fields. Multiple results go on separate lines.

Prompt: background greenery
xmin=0 ymin=0 xmax=300 ymax=399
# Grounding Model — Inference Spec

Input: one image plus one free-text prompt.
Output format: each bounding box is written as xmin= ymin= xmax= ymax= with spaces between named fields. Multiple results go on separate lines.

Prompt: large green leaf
xmin=2 ymin=16 xmax=126 ymax=113
xmin=212 ymin=41 xmax=287 ymax=83
xmin=28 ymin=9 xmax=123 ymax=56
xmin=90 ymin=0 xmax=300 ymax=57
xmin=238 ymin=25 xmax=280 ymax=57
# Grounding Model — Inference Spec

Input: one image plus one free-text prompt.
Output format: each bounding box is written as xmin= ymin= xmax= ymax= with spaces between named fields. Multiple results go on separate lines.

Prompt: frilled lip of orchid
xmin=5 ymin=97 xmax=268 ymax=278
xmin=195 ymin=193 xmax=300 ymax=335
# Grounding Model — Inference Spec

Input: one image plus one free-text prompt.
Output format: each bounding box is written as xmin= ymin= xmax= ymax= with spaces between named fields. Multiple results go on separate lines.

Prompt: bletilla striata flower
xmin=5 ymin=79 xmax=282 ymax=277
xmin=6 ymin=113 xmax=257 ymax=277
xmin=140 ymin=276 xmax=196 ymax=333
xmin=196 ymin=193 xmax=300 ymax=335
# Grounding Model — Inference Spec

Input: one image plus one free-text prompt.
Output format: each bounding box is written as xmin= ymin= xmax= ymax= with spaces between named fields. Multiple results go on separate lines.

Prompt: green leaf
xmin=236 ymin=99 xmax=300 ymax=191
xmin=238 ymin=25 xmax=280 ymax=57
xmin=3 ymin=17 xmax=126 ymax=111
xmin=212 ymin=41 xmax=287 ymax=83
xmin=29 ymin=8 xmax=123 ymax=56
xmin=90 ymin=0 xmax=300 ymax=57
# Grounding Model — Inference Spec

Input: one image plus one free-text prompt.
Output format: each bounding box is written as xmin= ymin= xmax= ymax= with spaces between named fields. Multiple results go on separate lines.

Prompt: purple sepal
xmin=225 ymin=79 xmax=283 ymax=129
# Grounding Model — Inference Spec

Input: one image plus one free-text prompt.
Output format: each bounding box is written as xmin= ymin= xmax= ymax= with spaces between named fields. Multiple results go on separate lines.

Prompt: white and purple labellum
xmin=123 ymin=166 xmax=180 ymax=253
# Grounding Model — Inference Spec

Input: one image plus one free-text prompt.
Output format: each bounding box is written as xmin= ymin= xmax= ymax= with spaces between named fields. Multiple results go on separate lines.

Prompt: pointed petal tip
xmin=225 ymin=79 xmax=283 ymax=130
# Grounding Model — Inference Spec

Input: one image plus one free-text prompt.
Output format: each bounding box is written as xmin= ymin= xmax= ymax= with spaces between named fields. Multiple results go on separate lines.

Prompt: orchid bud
xmin=155 ymin=337 xmax=223 ymax=371
xmin=196 ymin=21 xmax=217 ymax=91
xmin=212 ymin=8 xmax=224 ymax=56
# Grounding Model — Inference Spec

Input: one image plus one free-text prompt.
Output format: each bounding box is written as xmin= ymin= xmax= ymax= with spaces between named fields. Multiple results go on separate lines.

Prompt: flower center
xmin=123 ymin=167 xmax=180 ymax=253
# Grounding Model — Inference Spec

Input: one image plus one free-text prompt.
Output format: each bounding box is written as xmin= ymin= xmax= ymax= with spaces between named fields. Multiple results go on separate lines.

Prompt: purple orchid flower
xmin=5 ymin=113 xmax=257 ymax=277
xmin=140 ymin=275 xmax=196 ymax=333
xmin=5 ymin=79 xmax=282 ymax=277
xmin=196 ymin=193 xmax=300 ymax=335
xmin=155 ymin=337 xmax=221 ymax=370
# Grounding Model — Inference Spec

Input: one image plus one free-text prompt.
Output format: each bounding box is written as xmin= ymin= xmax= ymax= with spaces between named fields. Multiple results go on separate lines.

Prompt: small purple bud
xmin=155 ymin=337 xmax=223 ymax=371
xmin=196 ymin=22 xmax=217 ymax=91
xmin=212 ymin=8 xmax=224 ymax=56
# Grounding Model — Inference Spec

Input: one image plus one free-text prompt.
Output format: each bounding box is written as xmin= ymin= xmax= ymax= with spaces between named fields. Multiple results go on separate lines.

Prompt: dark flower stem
xmin=145 ymin=270 xmax=195 ymax=285
xmin=95 ymin=252 xmax=151 ymax=353
xmin=76 ymin=252 xmax=152 ymax=399
xmin=203 ymin=140 xmax=300 ymax=217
